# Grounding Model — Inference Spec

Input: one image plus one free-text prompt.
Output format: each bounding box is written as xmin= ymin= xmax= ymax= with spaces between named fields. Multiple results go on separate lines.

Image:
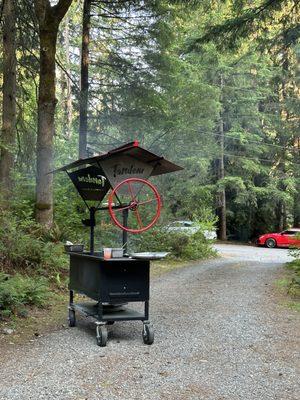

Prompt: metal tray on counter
xmin=130 ymin=252 xmax=169 ymax=260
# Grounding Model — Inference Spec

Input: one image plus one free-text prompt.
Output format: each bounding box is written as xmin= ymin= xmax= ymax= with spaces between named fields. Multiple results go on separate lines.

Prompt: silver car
xmin=165 ymin=221 xmax=217 ymax=240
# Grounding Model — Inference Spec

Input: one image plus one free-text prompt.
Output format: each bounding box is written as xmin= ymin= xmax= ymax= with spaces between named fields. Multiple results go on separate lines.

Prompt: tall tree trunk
xmin=294 ymin=140 xmax=300 ymax=227
xmin=62 ymin=16 xmax=72 ymax=139
xmin=79 ymin=0 xmax=91 ymax=159
xmin=217 ymin=74 xmax=227 ymax=241
xmin=0 ymin=0 xmax=17 ymax=198
xmin=276 ymin=202 xmax=285 ymax=232
xmin=217 ymin=115 xmax=227 ymax=241
xmin=276 ymin=23 xmax=292 ymax=232
xmin=34 ymin=0 xmax=72 ymax=227
xmin=35 ymin=26 xmax=58 ymax=226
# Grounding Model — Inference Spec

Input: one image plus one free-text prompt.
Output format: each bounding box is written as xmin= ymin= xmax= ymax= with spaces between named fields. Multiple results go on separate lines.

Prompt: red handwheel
xmin=108 ymin=178 xmax=162 ymax=234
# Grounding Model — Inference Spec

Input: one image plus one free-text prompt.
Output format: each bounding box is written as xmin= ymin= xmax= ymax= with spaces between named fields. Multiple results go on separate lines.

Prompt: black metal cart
xmin=53 ymin=141 xmax=182 ymax=346
xmin=68 ymin=252 xmax=151 ymax=346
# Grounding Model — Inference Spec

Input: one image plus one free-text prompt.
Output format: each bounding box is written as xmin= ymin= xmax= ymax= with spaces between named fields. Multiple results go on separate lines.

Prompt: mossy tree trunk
xmin=0 ymin=0 xmax=17 ymax=199
xmin=79 ymin=0 xmax=91 ymax=159
xmin=294 ymin=138 xmax=300 ymax=227
xmin=34 ymin=0 xmax=72 ymax=227
xmin=61 ymin=15 xmax=73 ymax=140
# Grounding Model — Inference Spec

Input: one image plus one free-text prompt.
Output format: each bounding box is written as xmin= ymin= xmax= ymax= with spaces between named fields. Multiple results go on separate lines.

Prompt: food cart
xmin=53 ymin=141 xmax=182 ymax=346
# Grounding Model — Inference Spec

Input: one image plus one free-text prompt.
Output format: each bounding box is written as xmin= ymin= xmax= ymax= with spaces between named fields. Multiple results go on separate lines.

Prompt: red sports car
xmin=257 ymin=228 xmax=300 ymax=248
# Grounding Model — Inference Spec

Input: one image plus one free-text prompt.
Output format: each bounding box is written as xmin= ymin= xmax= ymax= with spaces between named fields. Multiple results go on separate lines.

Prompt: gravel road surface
xmin=0 ymin=244 xmax=299 ymax=400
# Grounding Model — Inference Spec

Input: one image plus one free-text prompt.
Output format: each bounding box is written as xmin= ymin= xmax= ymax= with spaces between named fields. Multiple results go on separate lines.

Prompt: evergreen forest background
xmin=0 ymin=0 xmax=299 ymax=317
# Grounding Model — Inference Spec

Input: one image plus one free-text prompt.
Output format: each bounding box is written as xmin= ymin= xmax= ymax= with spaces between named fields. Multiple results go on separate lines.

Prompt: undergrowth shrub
xmin=0 ymin=272 xmax=49 ymax=319
xmin=0 ymin=205 xmax=67 ymax=320
xmin=0 ymin=207 xmax=67 ymax=274
xmin=132 ymin=227 xmax=216 ymax=260
xmin=287 ymin=246 xmax=300 ymax=297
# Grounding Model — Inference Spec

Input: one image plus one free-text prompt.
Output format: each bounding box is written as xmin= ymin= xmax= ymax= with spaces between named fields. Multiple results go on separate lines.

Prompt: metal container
xmin=111 ymin=248 xmax=124 ymax=258
xmin=65 ymin=244 xmax=84 ymax=253
xmin=130 ymin=252 xmax=169 ymax=260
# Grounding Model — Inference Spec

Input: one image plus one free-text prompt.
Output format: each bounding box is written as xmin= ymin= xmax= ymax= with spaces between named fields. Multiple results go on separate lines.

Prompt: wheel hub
xmin=129 ymin=200 xmax=138 ymax=211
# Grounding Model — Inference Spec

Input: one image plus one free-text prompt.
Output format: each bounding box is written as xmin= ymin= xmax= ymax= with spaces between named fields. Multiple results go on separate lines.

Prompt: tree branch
xmin=188 ymin=0 xmax=286 ymax=51
xmin=52 ymin=0 xmax=73 ymax=22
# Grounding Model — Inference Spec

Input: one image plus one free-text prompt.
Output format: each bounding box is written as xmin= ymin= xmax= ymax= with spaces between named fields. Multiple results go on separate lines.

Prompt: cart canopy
xmin=52 ymin=141 xmax=183 ymax=202
xmin=52 ymin=141 xmax=182 ymax=176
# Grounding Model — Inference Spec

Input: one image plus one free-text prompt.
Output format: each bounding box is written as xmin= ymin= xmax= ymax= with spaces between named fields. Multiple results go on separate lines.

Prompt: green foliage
xmin=1 ymin=0 xmax=299 ymax=274
xmin=0 ymin=205 xmax=67 ymax=275
xmin=132 ymin=227 xmax=216 ymax=260
xmin=1 ymin=0 xmax=300 ymax=328
xmin=0 ymin=202 xmax=67 ymax=320
xmin=287 ymin=245 xmax=300 ymax=297
xmin=0 ymin=272 xmax=49 ymax=319
xmin=4 ymin=0 xmax=298 ymax=245
xmin=190 ymin=0 xmax=299 ymax=51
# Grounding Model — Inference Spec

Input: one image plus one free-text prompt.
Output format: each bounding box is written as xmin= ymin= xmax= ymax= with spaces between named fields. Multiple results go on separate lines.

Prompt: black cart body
xmin=69 ymin=252 xmax=150 ymax=322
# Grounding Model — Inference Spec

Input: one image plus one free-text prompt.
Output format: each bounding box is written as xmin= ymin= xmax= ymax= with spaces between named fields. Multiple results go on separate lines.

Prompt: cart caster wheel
xmin=68 ymin=309 xmax=76 ymax=327
xmin=96 ymin=325 xmax=108 ymax=347
xmin=142 ymin=323 xmax=154 ymax=345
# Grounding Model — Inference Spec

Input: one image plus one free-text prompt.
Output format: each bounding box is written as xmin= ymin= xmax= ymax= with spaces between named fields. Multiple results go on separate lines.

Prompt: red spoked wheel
xmin=108 ymin=178 xmax=161 ymax=234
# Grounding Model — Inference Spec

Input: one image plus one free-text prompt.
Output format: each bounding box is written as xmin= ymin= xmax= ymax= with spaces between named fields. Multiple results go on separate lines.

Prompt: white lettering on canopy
xmin=78 ymin=174 xmax=106 ymax=186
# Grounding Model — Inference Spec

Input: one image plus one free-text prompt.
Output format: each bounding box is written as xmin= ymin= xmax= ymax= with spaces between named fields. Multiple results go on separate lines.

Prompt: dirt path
xmin=0 ymin=245 xmax=299 ymax=400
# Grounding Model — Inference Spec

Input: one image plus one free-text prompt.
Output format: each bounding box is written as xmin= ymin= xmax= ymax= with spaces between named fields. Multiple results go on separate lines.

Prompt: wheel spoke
xmin=134 ymin=208 xmax=143 ymax=228
xmin=114 ymin=204 xmax=132 ymax=212
xmin=134 ymin=182 xmax=147 ymax=199
xmin=127 ymin=181 xmax=136 ymax=202
xmin=137 ymin=198 xmax=156 ymax=206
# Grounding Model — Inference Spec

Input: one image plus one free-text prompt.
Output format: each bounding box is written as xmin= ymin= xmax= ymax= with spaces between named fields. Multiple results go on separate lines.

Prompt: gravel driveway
xmin=0 ymin=244 xmax=299 ymax=400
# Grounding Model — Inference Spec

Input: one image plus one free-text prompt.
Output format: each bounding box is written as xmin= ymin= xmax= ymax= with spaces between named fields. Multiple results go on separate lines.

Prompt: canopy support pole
xmin=122 ymin=209 xmax=128 ymax=254
xmin=90 ymin=207 xmax=96 ymax=254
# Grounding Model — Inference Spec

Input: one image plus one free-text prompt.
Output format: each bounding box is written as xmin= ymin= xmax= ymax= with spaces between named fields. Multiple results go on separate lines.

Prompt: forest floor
xmin=0 ymin=244 xmax=299 ymax=400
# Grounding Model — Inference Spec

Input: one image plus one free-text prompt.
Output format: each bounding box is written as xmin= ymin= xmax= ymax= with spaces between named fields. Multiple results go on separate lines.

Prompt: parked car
xmin=256 ymin=228 xmax=300 ymax=248
xmin=165 ymin=220 xmax=217 ymax=240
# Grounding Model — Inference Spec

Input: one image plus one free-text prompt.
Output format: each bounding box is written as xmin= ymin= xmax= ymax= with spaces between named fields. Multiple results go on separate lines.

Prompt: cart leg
xmin=68 ymin=290 xmax=76 ymax=327
xmin=97 ymin=302 xmax=103 ymax=320
xmin=144 ymin=300 xmax=149 ymax=320
xmin=69 ymin=290 xmax=74 ymax=306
